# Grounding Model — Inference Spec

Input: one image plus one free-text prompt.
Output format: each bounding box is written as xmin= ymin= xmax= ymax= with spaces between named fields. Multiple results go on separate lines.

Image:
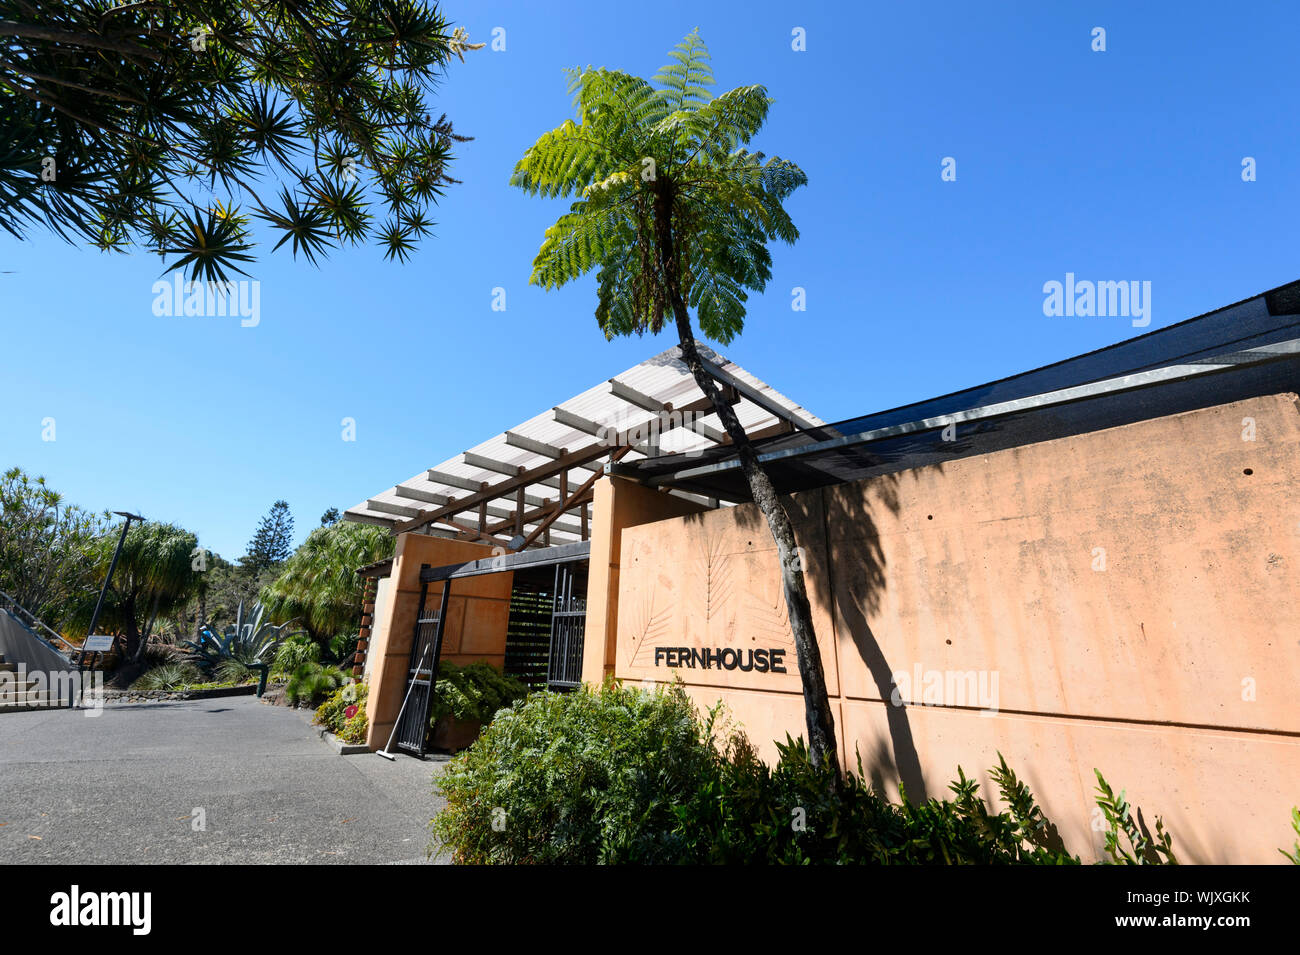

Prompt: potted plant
xmin=429 ymin=661 xmax=527 ymax=752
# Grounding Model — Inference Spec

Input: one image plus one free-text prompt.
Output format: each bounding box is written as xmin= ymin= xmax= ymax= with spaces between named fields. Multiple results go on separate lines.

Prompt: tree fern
xmin=514 ymin=32 xmax=842 ymax=779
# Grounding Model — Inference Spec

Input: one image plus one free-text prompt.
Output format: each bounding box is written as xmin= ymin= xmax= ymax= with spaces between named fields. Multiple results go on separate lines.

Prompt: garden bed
xmin=102 ymin=683 xmax=259 ymax=705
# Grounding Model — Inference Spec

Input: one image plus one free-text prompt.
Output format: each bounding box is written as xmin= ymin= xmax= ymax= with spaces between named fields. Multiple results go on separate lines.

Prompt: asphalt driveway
xmin=0 ymin=696 xmax=449 ymax=864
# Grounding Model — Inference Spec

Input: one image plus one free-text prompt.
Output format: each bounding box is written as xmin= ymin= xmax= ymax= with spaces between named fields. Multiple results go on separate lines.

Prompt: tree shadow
xmin=809 ymin=468 xmax=931 ymax=799
xmin=708 ymin=457 xmax=931 ymax=797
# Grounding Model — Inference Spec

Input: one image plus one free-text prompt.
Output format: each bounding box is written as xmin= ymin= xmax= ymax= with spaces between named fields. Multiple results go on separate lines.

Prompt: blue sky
xmin=2 ymin=0 xmax=1298 ymax=558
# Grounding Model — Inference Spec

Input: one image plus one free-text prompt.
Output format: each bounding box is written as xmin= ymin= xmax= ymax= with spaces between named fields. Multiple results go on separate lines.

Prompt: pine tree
xmin=244 ymin=500 xmax=293 ymax=574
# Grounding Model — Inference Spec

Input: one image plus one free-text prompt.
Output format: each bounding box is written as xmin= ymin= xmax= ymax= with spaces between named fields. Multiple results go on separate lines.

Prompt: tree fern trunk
xmin=670 ymin=310 xmax=842 ymax=778
xmin=652 ymin=183 xmax=842 ymax=779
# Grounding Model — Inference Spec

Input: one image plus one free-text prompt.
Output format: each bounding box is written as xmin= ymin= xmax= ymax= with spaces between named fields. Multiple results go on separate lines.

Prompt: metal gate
xmin=394 ymin=573 xmax=450 ymax=756
xmin=547 ymin=562 xmax=586 ymax=689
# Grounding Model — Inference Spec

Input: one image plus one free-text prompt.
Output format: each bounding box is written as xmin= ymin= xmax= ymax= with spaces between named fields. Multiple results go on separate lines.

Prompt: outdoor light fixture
xmin=79 ymin=511 xmax=145 ymax=665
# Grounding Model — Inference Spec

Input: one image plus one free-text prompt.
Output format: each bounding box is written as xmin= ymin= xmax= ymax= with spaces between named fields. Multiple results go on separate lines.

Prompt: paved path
xmin=0 ymin=696 xmax=450 ymax=864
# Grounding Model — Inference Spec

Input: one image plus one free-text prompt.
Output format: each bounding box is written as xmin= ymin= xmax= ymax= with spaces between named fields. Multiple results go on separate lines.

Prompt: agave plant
xmin=180 ymin=601 xmax=303 ymax=674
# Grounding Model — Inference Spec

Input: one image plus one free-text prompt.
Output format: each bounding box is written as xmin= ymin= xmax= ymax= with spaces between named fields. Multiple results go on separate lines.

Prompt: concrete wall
xmin=608 ymin=393 xmax=1300 ymax=863
xmin=364 ymin=534 xmax=513 ymax=750
xmin=583 ymin=476 xmax=710 ymax=686
xmin=0 ymin=608 xmax=73 ymax=678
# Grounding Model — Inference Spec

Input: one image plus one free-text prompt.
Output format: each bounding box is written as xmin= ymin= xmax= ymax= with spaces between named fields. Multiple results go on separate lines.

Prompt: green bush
xmin=327 ymin=632 xmax=360 ymax=665
xmin=315 ymin=681 xmax=368 ymax=744
xmin=286 ymin=661 xmax=346 ymax=706
xmin=272 ymin=633 xmax=321 ymax=680
xmin=431 ymin=681 xmax=1191 ymax=865
xmin=430 ymin=661 xmax=527 ymax=726
xmin=431 ymin=681 xmax=716 ymax=864
xmin=1282 ymin=808 xmax=1300 ymax=864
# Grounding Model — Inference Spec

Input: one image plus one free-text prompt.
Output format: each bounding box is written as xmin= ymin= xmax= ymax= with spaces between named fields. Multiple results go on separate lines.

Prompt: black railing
xmin=547 ymin=563 xmax=586 ymax=689
xmin=395 ymin=575 xmax=450 ymax=756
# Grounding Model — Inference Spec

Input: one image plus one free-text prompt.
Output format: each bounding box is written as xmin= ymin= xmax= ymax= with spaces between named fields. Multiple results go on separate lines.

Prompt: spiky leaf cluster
xmin=0 ymin=0 xmax=472 ymax=279
xmin=511 ymin=29 xmax=806 ymax=344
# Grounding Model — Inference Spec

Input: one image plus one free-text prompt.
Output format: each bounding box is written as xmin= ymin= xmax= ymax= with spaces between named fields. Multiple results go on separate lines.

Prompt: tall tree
xmin=512 ymin=33 xmax=840 ymax=776
xmin=244 ymin=499 xmax=293 ymax=573
xmin=260 ymin=520 xmax=394 ymax=644
xmin=71 ymin=520 xmax=199 ymax=663
xmin=0 ymin=0 xmax=477 ymax=280
xmin=319 ymin=506 xmax=341 ymax=527
xmin=0 ymin=466 xmax=107 ymax=624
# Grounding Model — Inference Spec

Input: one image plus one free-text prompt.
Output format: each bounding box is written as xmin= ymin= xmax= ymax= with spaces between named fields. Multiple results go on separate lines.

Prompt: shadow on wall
xmin=810 ymin=467 xmax=925 ymax=799
xmin=691 ymin=459 xmax=938 ymax=799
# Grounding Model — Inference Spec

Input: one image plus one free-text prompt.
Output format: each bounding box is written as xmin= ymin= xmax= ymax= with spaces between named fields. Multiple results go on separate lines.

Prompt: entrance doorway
xmin=395 ymin=543 xmax=592 ymax=756
xmin=504 ymin=559 xmax=588 ymax=691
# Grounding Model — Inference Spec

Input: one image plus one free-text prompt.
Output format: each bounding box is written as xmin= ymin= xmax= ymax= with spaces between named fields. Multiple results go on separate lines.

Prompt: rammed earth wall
xmin=596 ymin=392 xmax=1300 ymax=864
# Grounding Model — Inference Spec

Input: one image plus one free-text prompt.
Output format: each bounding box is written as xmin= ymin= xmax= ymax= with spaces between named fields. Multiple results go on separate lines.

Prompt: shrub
xmin=665 ymin=733 xmax=1081 ymax=864
xmin=430 ymin=661 xmax=527 ymax=726
xmin=286 ymin=661 xmax=346 ymax=706
xmin=131 ymin=662 xmax=203 ymax=691
xmin=142 ymin=643 xmax=179 ymax=669
xmin=431 ymin=681 xmax=715 ymax=864
xmin=431 ymin=680 xmax=1190 ymax=865
xmin=315 ymin=681 xmax=369 ymax=744
xmin=214 ymin=659 xmax=257 ymax=685
xmin=1093 ymin=770 xmax=1178 ymax=864
xmin=1282 ymin=808 xmax=1300 ymax=864
xmin=272 ymin=633 xmax=320 ymax=680
xmin=327 ymin=632 xmax=360 ymax=666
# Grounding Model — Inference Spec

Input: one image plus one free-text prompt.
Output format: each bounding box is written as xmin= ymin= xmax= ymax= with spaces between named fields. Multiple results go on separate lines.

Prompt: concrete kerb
xmin=278 ymin=698 xmax=371 ymax=756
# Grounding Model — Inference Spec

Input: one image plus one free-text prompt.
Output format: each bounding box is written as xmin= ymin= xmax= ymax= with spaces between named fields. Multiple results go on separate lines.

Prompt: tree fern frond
xmin=653 ymin=29 xmax=715 ymax=111
xmin=510 ymin=119 xmax=611 ymax=198
xmin=530 ymin=202 xmax=635 ymax=290
xmin=687 ymin=265 xmax=747 ymax=344
xmin=673 ymin=85 xmax=772 ymax=164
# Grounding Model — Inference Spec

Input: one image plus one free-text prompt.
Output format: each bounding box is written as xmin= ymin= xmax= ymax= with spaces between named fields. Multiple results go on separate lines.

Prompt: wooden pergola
xmin=344 ymin=343 xmax=822 ymax=552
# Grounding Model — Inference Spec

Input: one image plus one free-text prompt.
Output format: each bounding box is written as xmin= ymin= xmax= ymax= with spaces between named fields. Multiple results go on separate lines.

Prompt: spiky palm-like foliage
xmin=0 ymin=1 xmax=476 ymax=281
xmin=64 ymin=520 xmax=200 ymax=662
xmin=180 ymin=600 xmax=303 ymax=672
xmin=260 ymin=520 xmax=394 ymax=643
xmin=512 ymin=32 xmax=839 ymax=777
xmin=271 ymin=633 xmax=321 ymax=680
xmin=130 ymin=661 xmax=203 ymax=691
xmin=285 ymin=660 xmax=346 ymax=706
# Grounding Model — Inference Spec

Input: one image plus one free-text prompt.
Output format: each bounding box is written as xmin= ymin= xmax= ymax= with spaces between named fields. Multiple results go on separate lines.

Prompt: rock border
xmin=103 ymin=684 xmax=259 ymax=705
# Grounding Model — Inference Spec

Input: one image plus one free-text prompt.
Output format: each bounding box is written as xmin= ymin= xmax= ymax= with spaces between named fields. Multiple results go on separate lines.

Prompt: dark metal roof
xmin=355 ymin=557 xmax=394 ymax=579
xmin=612 ymin=280 xmax=1300 ymax=500
xmin=419 ymin=540 xmax=591 ymax=583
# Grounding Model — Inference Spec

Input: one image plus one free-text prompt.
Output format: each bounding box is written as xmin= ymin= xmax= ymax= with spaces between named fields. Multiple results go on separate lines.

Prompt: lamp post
xmin=81 ymin=511 xmax=145 ymax=665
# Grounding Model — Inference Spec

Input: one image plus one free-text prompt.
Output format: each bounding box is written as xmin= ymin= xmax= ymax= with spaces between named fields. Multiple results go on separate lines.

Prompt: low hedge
xmin=431 ymin=681 xmax=1206 ymax=865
